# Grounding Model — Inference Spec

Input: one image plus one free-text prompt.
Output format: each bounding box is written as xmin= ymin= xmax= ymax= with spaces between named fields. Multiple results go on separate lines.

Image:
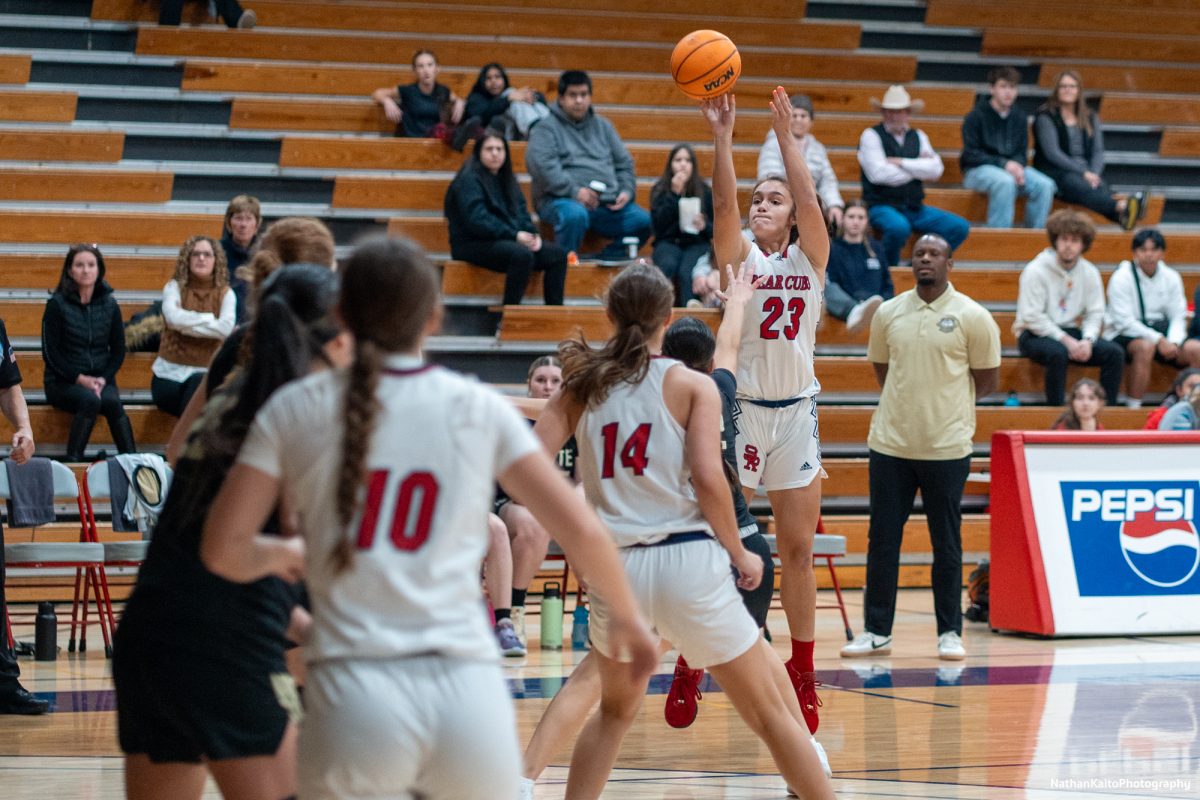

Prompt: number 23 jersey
xmin=237 ymin=355 xmax=540 ymax=664
xmin=738 ymin=243 xmax=823 ymax=402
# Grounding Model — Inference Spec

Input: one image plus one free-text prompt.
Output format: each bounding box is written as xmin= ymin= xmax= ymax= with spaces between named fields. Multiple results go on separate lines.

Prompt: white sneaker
xmin=511 ymin=606 xmax=527 ymax=648
xmin=787 ymin=738 xmax=832 ymax=795
xmin=840 ymin=631 xmax=892 ymax=658
xmin=517 ymin=776 xmax=535 ymax=800
xmin=937 ymin=631 xmax=966 ymax=661
xmin=845 ymin=294 xmax=883 ymax=334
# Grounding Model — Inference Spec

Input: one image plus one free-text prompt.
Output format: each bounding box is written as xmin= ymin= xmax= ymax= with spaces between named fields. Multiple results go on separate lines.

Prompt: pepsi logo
xmin=1120 ymin=512 xmax=1200 ymax=588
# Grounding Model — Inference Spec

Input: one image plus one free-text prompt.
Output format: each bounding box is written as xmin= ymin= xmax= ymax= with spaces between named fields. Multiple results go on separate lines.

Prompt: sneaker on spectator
xmin=236 ymin=8 xmax=256 ymax=28
xmin=517 ymin=776 xmax=535 ymax=800
xmin=841 ymin=631 xmax=892 ymax=658
xmin=1121 ymin=190 xmax=1146 ymax=231
xmin=664 ymin=655 xmax=704 ymax=728
xmin=496 ymin=619 xmax=526 ymax=657
xmin=784 ymin=660 xmax=822 ymax=734
xmin=511 ymin=606 xmax=527 ymax=648
xmin=845 ymin=295 xmax=883 ymax=335
xmin=937 ymin=631 xmax=966 ymax=661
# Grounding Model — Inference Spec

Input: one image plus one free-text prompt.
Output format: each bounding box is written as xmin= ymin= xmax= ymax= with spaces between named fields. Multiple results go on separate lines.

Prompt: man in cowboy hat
xmin=858 ymin=85 xmax=970 ymax=267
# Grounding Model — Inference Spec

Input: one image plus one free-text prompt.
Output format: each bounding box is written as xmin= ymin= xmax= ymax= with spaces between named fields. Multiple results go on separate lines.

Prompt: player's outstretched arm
xmin=700 ymin=94 xmax=751 ymax=287
xmin=713 ymin=260 xmax=765 ymax=373
xmin=769 ymin=86 xmax=829 ymax=276
xmin=202 ymin=464 xmax=306 ymax=584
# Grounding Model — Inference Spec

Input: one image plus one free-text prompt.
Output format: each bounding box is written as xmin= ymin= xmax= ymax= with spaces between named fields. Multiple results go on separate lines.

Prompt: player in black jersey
xmin=113 ymin=265 xmax=347 ymax=800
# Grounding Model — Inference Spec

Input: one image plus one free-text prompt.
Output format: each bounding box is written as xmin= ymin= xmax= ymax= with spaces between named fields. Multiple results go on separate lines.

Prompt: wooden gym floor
xmin=1 ymin=588 xmax=1197 ymax=799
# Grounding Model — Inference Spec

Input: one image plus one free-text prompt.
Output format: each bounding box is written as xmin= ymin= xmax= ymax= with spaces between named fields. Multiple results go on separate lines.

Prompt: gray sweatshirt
xmin=526 ymin=103 xmax=636 ymax=212
xmin=1013 ymin=247 xmax=1106 ymax=341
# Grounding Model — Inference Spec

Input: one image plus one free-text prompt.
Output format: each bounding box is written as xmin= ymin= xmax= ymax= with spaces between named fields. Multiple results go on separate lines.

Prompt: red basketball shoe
xmin=786 ymin=660 xmax=822 ymax=734
xmin=664 ymin=655 xmax=705 ymax=729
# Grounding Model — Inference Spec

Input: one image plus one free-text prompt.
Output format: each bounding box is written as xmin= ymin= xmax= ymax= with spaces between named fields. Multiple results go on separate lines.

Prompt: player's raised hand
xmin=715 ymin=260 xmax=765 ymax=308
xmin=768 ymin=85 xmax=793 ymax=140
xmin=699 ymin=93 xmax=736 ymax=139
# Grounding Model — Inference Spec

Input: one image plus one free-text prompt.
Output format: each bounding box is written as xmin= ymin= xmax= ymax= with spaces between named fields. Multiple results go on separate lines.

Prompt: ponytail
xmin=332 ymin=338 xmax=383 ymax=573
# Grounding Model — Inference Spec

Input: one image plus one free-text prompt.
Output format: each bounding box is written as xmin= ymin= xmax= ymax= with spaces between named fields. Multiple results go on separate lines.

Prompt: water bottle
xmin=539 ymin=582 xmax=563 ymax=650
xmin=571 ymin=603 xmax=590 ymax=650
xmin=34 ymin=602 xmax=57 ymax=661
xmin=1004 ymin=391 xmax=1020 ymax=408
xmin=622 ymin=236 xmax=640 ymax=260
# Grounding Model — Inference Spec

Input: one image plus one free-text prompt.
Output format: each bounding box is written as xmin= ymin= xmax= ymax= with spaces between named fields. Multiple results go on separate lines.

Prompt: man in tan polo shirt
xmin=843 ymin=234 xmax=1000 ymax=662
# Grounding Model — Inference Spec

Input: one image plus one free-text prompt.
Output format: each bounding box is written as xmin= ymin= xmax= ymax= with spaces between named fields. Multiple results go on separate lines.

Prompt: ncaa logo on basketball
xmin=1061 ymin=481 xmax=1200 ymax=597
xmin=1065 ymin=482 xmax=1195 ymax=594
xmin=704 ymin=66 xmax=735 ymax=93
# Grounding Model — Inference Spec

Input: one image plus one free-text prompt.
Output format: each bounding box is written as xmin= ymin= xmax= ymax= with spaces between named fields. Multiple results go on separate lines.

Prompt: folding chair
xmin=2 ymin=458 xmax=111 ymax=657
xmin=81 ymin=455 xmax=172 ymax=636
xmin=765 ymin=516 xmax=854 ymax=642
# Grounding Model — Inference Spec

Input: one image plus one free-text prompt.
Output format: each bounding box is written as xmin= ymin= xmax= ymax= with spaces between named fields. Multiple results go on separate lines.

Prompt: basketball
xmin=670 ymin=30 xmax=741 ymax=100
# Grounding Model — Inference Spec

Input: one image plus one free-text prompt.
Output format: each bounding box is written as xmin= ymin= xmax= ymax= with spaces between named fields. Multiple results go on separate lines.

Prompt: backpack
xmin=965 ymin=559 xmax=989 ymax=623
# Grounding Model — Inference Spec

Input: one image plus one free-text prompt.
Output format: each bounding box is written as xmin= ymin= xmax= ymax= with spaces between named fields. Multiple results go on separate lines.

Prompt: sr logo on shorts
xmin=1061 ymin=481 xmax=1200 ymax=596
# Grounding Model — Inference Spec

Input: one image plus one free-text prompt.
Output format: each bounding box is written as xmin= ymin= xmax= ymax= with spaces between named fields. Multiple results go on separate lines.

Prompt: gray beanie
xmin=790 ymin=94 xmax=815 ymax=117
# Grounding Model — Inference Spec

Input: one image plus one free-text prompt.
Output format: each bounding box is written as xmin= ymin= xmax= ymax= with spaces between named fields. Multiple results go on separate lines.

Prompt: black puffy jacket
xmin=41 ymin=281 xmax=126 ymax=387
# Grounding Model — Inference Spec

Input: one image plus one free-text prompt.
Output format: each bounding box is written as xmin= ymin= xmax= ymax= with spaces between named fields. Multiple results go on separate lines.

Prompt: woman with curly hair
xmin=151 ymin=235 xmax=236 ymax=417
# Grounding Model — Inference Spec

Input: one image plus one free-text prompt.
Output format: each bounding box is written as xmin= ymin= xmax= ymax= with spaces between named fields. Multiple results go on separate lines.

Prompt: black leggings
xmin=45 ymin=381 xmax=129 ymax=428
xmin=451 ymin=239 xmax=568 ymax=306
xmin=1052 ymin=171 xmax=1120 ymax=223
xmin=737 ymin=531 xmax=776 ymax=630
xmin=152 ymin=374 xmax=205 ymax=418
xmin=158 ymin=0 xmax=246 ymax=26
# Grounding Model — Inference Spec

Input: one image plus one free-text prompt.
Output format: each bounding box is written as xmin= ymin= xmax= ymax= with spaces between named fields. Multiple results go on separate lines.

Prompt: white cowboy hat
xmin=870 ymin=85 xmax=925 ymax=113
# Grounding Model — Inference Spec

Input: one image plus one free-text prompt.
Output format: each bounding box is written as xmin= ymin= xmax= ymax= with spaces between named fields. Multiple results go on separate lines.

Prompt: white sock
xmin=1126 ymin=398 xmax=1143 ymax=409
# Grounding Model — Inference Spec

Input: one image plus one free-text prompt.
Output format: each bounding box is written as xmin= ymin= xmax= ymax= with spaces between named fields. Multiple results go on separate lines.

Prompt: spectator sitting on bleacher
xmin=1158 ymin=381 xmax=1200 ymax=431
xmin=825 ymin=200 xmax=892 ymax=334
xmin=857 ymin=85 xmax=969 ymax=268
xmin=445 ymin=131 xmax=568 ymax=309
xmin=41 ymin=244 xmax=136 ymax=460
xmin=218 ymin=194 xmax=261 ymax=323
xmin=961 ymin=66 xmax=1055 ymax=230
xmin=1051 ymin=378 xmax=1105 ymax=431
xmin=1033 ymin=70 xmax=1145 ymax=231
xmin=1102 ymin=228 xmax=1200 ymax=408
xmin=1013 ymin=209 xmax=1124 ymax=406
xmin=465 ymin=63 xmax=550 ymax=141
xmin=159 ymin=0 xmax=255 ymax=28
xmin=1144 ymin=368 xmax=1200 ymax=430
xmin=526 ymin=69 xmax=651 ymax=262
xmin=151 ymin=236 xmax=235 ymax=418
xmin=756 ymin=94 xmax=844 ymax=229
xmin=650 ymin=144 xmax=714 ymax=307
xmin=372 ymin=50 xmax=469 ymax=149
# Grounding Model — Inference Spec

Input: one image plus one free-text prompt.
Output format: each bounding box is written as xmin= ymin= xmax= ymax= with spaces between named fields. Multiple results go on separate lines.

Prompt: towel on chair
xmin=107 ymin=454 xmax=169 ymax=538
xmin=4 ymin=457 xmax=54 ymax=527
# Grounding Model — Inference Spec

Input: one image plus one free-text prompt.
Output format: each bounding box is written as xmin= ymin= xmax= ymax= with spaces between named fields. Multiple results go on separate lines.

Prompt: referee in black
xmin=0 ymin=317 xmax=45 ymax=715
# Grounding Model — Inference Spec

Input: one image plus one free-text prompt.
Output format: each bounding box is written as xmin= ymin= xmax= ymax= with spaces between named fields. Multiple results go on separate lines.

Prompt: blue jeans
xmin=868 ymin=203 xmax=970 ymax=267
xmin=962 ymin=164 xmax=1056 ymax=229
xmin=541 ymin=197 xmax=652 ymax=255
xmin=824 ymin=279 xmax=857 ymax=320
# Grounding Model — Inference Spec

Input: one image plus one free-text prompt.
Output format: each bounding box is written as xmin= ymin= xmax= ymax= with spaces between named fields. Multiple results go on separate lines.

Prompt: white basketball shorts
xmin=298 ymin=656 xmax=518 ymax=800
xmin=735 ymin=397 xmax=822 ymax=491
xmin=589 ymin=537 xmax=760 ymax=670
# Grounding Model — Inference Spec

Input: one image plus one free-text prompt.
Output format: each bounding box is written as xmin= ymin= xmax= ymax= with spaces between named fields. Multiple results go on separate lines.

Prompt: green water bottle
xmin=540 ymin=582 xmax=563 ymax=650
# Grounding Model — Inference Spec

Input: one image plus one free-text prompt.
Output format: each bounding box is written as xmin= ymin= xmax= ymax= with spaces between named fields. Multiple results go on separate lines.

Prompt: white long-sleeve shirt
xmin=1013 ymin=248 xmax=1106 ymax=341
xmin=152 ymin=279 xmax=237 ymax=382
xmin=756 ymin=131 xmax=844 ymax=210
xmin=857 ymin=126 xmax=944 ymax=185
xmin=1103 ymin=260 xmax=1188 ymax=344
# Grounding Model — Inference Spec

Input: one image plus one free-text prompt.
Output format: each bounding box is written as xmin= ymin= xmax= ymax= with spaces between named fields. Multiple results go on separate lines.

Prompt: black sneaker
xmin=450 ymin=117 xmax=482 ymax=152
xmin=0 ymin=686 xmax=50 ymax=715
xmin=1121 ymin=191 xmax=1146 ymax=231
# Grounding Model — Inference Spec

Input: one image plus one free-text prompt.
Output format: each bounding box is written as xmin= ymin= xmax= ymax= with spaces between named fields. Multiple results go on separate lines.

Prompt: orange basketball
xmin=670 ymin=30 xmax=741 ymax=100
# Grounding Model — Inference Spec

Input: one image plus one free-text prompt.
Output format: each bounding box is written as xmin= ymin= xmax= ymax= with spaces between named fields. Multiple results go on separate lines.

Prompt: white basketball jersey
xmin=576 ymin=358 xmax=712 ymax=547
xmin=737 ymin=243 xmax=823 ymax=401
xmin=237 ymin=354 xmax=540 ymax=664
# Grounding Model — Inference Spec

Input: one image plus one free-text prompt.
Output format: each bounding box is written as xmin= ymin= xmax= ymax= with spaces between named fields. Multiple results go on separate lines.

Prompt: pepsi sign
xmin=1061 ymin=481 xmax=1200 ymax=597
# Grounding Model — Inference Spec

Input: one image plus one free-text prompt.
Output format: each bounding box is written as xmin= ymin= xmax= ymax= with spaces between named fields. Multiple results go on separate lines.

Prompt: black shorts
xmin=1112 ymin=334 xmax=1187 ymax=366
xmin=113 ymin=609 xmax=295 ymax=764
